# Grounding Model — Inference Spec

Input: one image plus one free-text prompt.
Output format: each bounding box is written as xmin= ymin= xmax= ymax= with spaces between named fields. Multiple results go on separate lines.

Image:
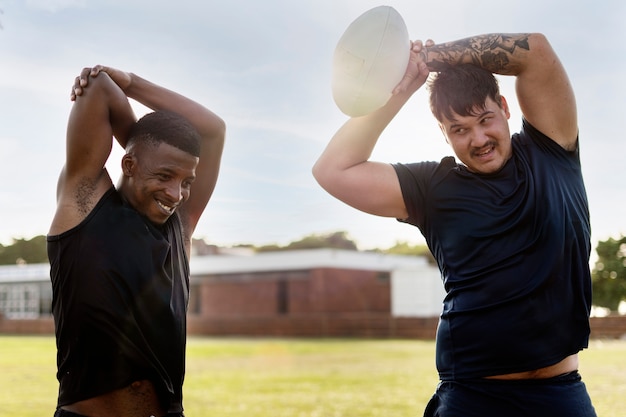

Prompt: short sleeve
xmin=392 ymin=159 xmax=446 ymax=230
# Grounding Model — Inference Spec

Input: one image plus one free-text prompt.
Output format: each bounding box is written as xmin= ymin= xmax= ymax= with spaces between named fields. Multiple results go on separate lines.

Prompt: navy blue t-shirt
xmin=393 ymin=120 xmax=592 ymax=380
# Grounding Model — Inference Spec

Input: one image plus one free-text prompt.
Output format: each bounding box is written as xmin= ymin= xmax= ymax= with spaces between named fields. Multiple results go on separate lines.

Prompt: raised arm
xmin=50 ymin=70 xmax=135 ymax=236
xmin=314 ymin=33 xmax=577 ymax=220
xmin=85 ymin=66 xmax=226 ymax=238
xmin=423 ymin=33 xmax=577 ymax=150
xmin=312 ymin=47 xmax=430 ymax=219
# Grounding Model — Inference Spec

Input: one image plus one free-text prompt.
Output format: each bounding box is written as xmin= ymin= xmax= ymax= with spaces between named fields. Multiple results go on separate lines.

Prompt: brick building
xmin=0 ymin=249 xmax=444 ymax=337
xmin=186 ymin=249 xmax=444 ymax=337
xmin=2 ymin=249 xmax=625 ymax=338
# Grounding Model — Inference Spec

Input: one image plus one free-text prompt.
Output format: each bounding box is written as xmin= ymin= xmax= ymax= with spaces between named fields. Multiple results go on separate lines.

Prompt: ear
xmin=121 ymin=154 xmax=136 ymax=177
xmin=500 ymin=96 xmax=511 ymax=119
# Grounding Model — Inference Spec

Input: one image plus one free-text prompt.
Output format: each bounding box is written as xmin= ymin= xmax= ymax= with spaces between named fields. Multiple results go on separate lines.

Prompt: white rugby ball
xmin=332 ymin=6 xmax=410 ymax=117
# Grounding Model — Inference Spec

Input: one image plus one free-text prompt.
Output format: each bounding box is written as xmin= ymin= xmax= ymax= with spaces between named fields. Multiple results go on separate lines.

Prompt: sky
xmin=0 ymin=0 xmax=624 ymax=251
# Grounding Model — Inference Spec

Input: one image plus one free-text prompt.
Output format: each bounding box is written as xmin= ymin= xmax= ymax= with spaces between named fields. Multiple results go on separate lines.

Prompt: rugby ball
xmin=332 ymin=6 xmax=410 ymax=117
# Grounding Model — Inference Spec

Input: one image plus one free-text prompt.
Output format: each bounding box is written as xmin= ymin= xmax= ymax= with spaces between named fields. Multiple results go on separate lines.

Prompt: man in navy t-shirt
xmin=313 ymin=33 xmax=596 ymax=416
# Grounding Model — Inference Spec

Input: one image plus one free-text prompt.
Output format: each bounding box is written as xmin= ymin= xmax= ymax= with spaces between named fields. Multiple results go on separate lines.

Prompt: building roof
xmin=190 ymin=248 xmax=431 ymax=275
xmin=0 ymin=249 xmax=433 ymax=284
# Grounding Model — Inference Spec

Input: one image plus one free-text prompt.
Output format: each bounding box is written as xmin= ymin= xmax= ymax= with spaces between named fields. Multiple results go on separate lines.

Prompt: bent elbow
xmin=312 ymin=158 xmax=337 ymax=193
xmin=209 ymin=115 xmax=226 ymax=142
xmin=311 ymin=159 xmax=326 ymax=186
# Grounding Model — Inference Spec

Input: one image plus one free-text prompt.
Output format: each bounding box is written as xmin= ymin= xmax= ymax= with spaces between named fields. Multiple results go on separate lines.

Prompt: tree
xmin=257 ymin=231 xmax=358 ymax=252
xmin=592 ymin=236 xmax=626 ymax=311
xmin=381 ymin=240 xmax=436 ymax=264
xmin=0 ymin=235 xmax=48 ymax=265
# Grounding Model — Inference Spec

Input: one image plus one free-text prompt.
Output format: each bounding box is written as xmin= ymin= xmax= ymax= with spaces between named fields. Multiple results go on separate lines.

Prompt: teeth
xmin=157 ymin=201 xmax=174 ymax=213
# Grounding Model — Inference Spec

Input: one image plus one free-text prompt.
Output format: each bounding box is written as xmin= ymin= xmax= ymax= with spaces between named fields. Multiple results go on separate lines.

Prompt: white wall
xmin=391 ymin=266 xmax=445 ymax=317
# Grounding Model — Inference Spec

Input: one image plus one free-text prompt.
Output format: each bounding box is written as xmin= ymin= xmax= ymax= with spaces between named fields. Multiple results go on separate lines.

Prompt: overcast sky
xmin=0 ymin=0 xmax=624 ymax=251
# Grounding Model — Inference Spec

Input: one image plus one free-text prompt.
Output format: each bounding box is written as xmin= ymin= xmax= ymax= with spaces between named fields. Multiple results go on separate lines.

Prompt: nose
xmin=165 ymin=181 xmax=184 ymax=203
xmin=470 ymin=126 xmax=490 ymax=148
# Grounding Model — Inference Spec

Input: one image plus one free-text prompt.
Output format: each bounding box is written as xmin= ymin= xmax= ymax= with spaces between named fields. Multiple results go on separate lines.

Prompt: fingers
xmin=392 ymin=39 xmax=432 ymax=95
xmin=90 ymin=65 xmax=107 ymax=77
xmin=393 ymin=60 xmax=429 ymax=95
xmin=69 ymin=65 xmax=131 ymax=101
xmin=411 ymin=39 xmax=435 ymax=52
xmin=70 ymin=65 xmax=105 ymax=101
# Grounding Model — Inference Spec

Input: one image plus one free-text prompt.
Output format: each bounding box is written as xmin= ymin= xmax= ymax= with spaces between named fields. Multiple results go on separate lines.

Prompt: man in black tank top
xmin=47 ymin=65 xmax=225 ymax=417
xmin=313 ymin=33 xmax=596 ymax=416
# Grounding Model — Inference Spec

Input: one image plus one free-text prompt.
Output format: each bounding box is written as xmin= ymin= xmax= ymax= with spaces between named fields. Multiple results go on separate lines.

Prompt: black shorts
xmin=424 ymin=371 xmax=596 ymax=417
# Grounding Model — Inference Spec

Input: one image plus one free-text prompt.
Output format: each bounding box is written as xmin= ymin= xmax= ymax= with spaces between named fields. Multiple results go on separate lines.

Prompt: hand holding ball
xmin=332 ymin=6 xmax=410 ymax=117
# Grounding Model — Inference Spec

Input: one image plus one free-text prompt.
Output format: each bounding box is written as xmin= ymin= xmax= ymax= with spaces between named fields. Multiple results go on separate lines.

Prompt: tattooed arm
xmin=425 ymin=33 xmax=578 ymax=150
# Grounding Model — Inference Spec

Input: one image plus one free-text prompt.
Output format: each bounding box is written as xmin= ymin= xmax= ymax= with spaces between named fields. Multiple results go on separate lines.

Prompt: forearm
xmin=424 ymin=33 xmax=535 ymax=75
xmin=123 ymin=73 xmax=224 ymax=141
xmin=312 ymin=49 xmax=429 ymax=218
xmin=117 ymin=71 xmax=226 ymax=231
xmin=315 ymin=43 xmax=432 ymax=177
xmin=425 ymin=32 xmax=576 ymax=148
xmin=107 ymin=82 xmax=136 ymax=150
xmin=314 ymin=88 xmax=411 ymax=176
xmin=66 ymin=73 xmax=134 ymax=175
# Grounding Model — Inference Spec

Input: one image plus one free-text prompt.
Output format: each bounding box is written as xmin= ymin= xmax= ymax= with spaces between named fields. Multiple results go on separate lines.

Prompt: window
xmin=0 ymin=283 xmax=41 ymax=319
xmin=277 ymin=279 xmax=288 ymax=315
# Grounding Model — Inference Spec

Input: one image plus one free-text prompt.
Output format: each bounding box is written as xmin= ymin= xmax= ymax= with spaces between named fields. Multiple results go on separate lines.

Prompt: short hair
xmin=127 ymin=110 xmax=201 ymax=157
xmin=428 ymin=64 xmax=502 ymax=123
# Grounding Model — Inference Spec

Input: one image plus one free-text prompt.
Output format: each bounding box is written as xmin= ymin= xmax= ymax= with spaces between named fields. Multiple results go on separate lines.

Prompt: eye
xmin=157 ymin=173 xmax=172 ymax=181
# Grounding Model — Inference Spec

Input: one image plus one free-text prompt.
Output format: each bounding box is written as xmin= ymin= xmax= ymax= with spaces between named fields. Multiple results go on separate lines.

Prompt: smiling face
xmin=440 ymin=96 xmax=513 ymax=174
xmin=120 ymin=142 xmax=198 ymax=224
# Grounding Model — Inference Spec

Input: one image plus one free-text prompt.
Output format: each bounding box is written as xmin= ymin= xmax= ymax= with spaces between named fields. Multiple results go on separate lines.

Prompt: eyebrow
xmin=156 ymin=165 xmax=196 ymax=180
xmin=448 ymin=110 xmax=495 ymax=131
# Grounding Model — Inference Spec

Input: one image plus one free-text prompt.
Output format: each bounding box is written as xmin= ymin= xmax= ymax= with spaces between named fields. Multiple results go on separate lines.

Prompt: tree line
xmin=0 ymin=231 xmax=431 ymax=265
xmin=1 ymin=232 xmax=624 ymax=312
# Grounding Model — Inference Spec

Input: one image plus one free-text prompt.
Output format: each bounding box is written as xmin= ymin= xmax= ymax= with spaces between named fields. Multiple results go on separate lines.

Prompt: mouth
xmin=473 ymin=144 xmax=495 ymax=160
xmin=156 ymin=200 xmax=176 ymax=215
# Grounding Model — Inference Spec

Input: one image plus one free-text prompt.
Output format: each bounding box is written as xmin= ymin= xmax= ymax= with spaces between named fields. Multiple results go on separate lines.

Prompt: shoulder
xmin=394 ymin=157 xmax=455 ymax=179
xmin=514 ymin=119 xmax=580 ymax=158
xmin=393 ymin=156 xmax=459 ymax=188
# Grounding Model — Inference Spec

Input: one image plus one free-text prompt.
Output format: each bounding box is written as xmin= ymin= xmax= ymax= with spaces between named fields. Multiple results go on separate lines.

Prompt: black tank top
xmin=47 ymin=187 xmax=189 ymax=413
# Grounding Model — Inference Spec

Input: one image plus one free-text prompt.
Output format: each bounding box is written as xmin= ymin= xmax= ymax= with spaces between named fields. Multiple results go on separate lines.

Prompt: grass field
xmin=0 ymin=336 xmax=624 ymax=417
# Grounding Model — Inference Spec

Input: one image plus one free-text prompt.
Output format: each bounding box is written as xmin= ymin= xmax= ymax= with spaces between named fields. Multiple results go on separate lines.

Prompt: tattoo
xmin=427 ymin=33 xmax=531 ymax=74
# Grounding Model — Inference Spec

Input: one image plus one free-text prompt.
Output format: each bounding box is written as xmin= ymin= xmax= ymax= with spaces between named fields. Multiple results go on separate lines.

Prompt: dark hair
xmin=428 ymin=64 xmax=502 ymax=123
xmin=127 ymin=110 xmax=201 ymax=157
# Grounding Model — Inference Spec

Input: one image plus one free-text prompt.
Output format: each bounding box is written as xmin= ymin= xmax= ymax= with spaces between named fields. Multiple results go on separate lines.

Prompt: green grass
xmin=183 ymin=338 xmax=438 ymax=417
xmin=579 ymin=340 xmax=626 ymax=417
xmin=0 ymin=336 xmax=624 ymax=417
xmin=0 ymin=335 xmax=58 ymax=416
